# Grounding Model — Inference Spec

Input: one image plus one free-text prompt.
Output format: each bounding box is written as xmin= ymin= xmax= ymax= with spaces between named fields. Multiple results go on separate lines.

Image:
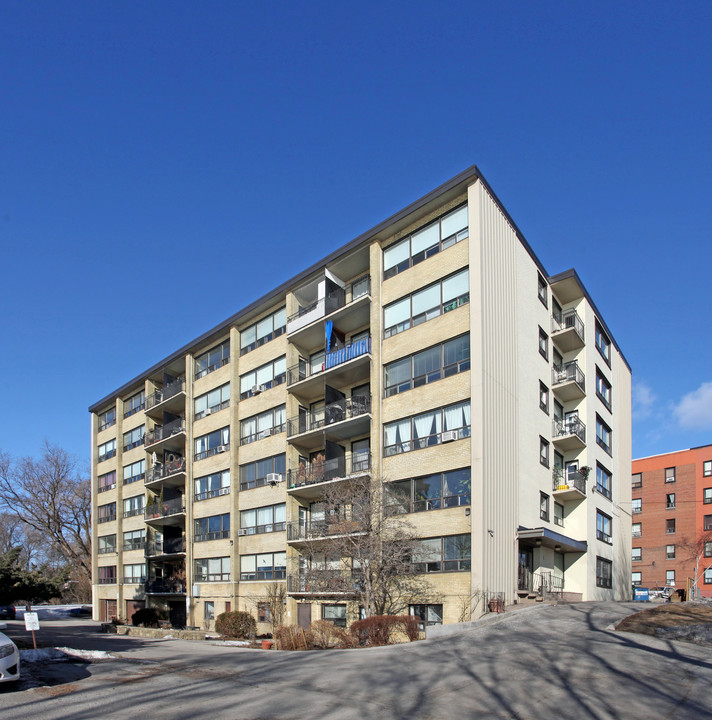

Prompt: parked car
xmin=0 ymin=606 xmax=16 ymax=620
xmin=0 ymin=623 xmax=19 ymax=683
xmin=649 ymin=586 xmax=676 ymax=599
xmin=66 ymin=606 xmax=92 ymax=617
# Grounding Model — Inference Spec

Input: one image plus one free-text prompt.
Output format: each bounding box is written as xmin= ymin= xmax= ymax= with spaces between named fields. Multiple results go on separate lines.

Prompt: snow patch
xmin=21 ymin=647 xmax=117 ymax=663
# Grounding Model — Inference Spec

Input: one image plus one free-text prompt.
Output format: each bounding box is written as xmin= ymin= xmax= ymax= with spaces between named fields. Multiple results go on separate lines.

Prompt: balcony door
xmin=565 ymin=460 xmax=579 ymax=481
xmin=564 ymin=410 xmax=579 ymax=434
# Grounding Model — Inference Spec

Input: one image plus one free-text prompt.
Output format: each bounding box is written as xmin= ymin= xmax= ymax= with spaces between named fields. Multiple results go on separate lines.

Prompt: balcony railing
xmin=146 ymin=379 xmax=186 ymax=410
xmin=145 ymin=419 xmax=186 ymax=447
xmin=552 ymin=361 xmax=585 ymax=392
xmin=287 ymin=395 xmax=371 ymax=437
xmin=597 ymin=530 xmax=612 ymax=544
xmin=287 ymin=519 xmax=365 ymax=542
xmin=146 ymin=538 xmax=186 ymax=556
xmin=287 ymin=452 xmax=371 ymax=488
xmin=238 ymin=521 xmax=286 ymax=536
xmin=98 ymin=545 xmax=116 ymax=555
xmin=553 ymin=471 xmax=587 ymax=495
xmin=552 ymin=417 xmax=586 ymax=444
xmin=144 ymin=579 xmax=186 ymax=594
xmin=287 ymin=571 xmax=363 ymax=594
xmin=194 ymin=530 xmax=230 ymax=542
xmin=97 ymin=513 xmax=117 ymax=524
xmin=145 ymin=497 xmax=185 ymax=520
xmin=146 ymin=457 xmax=186 ymax=484
xmin=97 ymin=576 xmax=117 ymax=585
xmin=123 ymin=539 xmax=146 ymax=552
xmin=287 ymin=337 xmax=372 ymax=385
xmin=552 ymin=308 xmax=584 ymax=342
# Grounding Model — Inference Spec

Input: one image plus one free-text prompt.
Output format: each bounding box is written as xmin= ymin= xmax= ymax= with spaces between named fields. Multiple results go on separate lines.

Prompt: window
xmin=98 ymin=407 xmax=116 ymax=431
xmin=383 ymin=335 xmax=470 ymax=397
xmin=240 ymin=503 xmax=286 ymax=534
xmin=195 ymin=556 xmax=230 ymax=582
xmin=705 ymin=568 xmax=712 ymax=585
xmin=194 ymin=513 xmax=230 ymax=541
xmin=195 ymin=340 xmax=230 ymax=380
xmin=123 ymin=529 xmax=146 ymax=551
xmin=257 ymin=603 xmax=271 ymax=623
xmin=632 ymin=498 xmax=642 ymax=514
xmin=240 ymin=307 xmax=287 ymax=355
xmin=666 ymin=570 xmax=675 ymax=585
xmin=194 ymin=383 xmax=230 ymax=420
xmin=240 ymin=454 xmax=286 ymax=491
xmin=596 ymin=511 xmax=612 ymax=544
xmin=194 ymin=426 xmax=230 ymax=461
xmin=123 ymin=563 xmax=146 ymax=584
xmin=239 ymin=356 xmax=287 ymax=399
xmin=704 ymin=488 xmax=712 ymax=505
xmin=123 ymin=425 xmax=145 ymax=451
xmin=554 ymin=502 xmax=564 ymax=527
xmin=123 ymin=459 xmax=145 ymax=485
xmin=539 ymin=382 xmax=549 ymax=413
xmin=387 ymin=469 xmax=471 ymax=513
xmin=704 ymin=460 xmax=712 ymax=477
xmin=240 ymin=405 xmax=286 ymax=444
xmin=540 ymin=492 xmax=550 ymax=522
xmin=321 ymin=604 xmax=347 ymax=627
xmin=632 ymin=522 xmax=642 ymax=537
xmin=596 ymin=415 xmax=612 ymax=455
xmin=540 ymin=437 xmax=550 ymax=468
xmin=412 ymin=535 xmax=471 ymax=573
xmin=97 ymin=502 xmax=116 ymax=524
xmin=383 ymin=269 xmax=469 ymax=338
xmin=632 ymin=547 xmax=641 ymax=562
xmin=596 ymin=463 xmax=612 ymax=500
xmin=98 ymin=471 xmax=116 ymax=493
xmin=538 ymin=327 xmax=548 ymax=360
xmin=666 ymin=544 xmax=676 ymax=559
xmin=596 ymin=557 xmax=612 ymax=588
xmin=632 ymin=472 xmax=642 ymax=488
xmin=705 ymin=541 xmax=712 ymax=558
xmin=98 ymin=439 xmax=116 ymax=463
xmin=204 ymin=601 xmax=215 ymax=621
xmin=383 ymin=401 xmax=471 ymax=457
xmin=632 ymin=572 xmax=642 ymax=587
xmin=595 ymin=320 xmax=611 ymax=365
xmin=705 ymin=514 xmax=712 ymax=531
xmin=409 ymin=604 xmax=443 ymax=629
xmin=194 ymin=470 xmax=230 ymax=501
xmin=537 ymin=273 xmax=548 ymax=307
xmin=98 ymin=566 xmax=117 ymax=585
xmin=98 ymin=534 xmax=116 ymax=554
xmin=666 ymin=493 xmax=676 ymax=509
xmin=383 ymin=204 xmax=468 ymax=279
xmin=239 ymin=552 xmax=286 ymax=580
xmin=123 ymin=390 xmax=145 ymax=418
xmin=123 ymin=495 xmax=145 ymax=518
xmin=596 ymin=368 xmax=612 ymax=411
xmin=666 ymin=518 xmax=676 ymax=534
xmin=665 ymin=467 xmax=676 ymax=483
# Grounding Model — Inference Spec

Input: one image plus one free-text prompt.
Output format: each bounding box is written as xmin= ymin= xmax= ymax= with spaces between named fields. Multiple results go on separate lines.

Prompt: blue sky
xmin=1 ymin=1 xmax=711 ymax=467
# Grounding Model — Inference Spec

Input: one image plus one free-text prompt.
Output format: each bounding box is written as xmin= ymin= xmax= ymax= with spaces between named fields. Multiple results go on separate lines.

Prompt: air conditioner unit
xmin=216 ymin=445 xmax=227 ymax=453
xmin=441 ymin=430 xmax=459 ymax=443
xmin=252 ymin=385 xmax=262 ymax=395
xmin=204 ymin=408 xmax=212 ymax=416
xmin=261 ymin=428 xmax=273 ymax=438
xmin=266 ymin=473 xmax=283 ymax=485
xmin=237 ymin=528 xmax=248 ymax=536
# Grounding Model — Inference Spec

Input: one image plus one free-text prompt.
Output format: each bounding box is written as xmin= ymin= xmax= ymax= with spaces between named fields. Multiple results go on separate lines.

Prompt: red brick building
xmin=632 ymin=444 xmax=712 ymax=598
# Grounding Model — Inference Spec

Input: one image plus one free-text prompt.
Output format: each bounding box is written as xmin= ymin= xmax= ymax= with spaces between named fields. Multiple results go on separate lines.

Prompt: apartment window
xmin=383 ymin=204 xmax=468 ymax=280
xmin=538 ymin=327 xmax=548 ymax=360
xmin=123 ymin=459 xmax=145 ymax=485
xmin=540 ymin=492 xmax=550 ymax=522
xmin=383 ymin=334 xmax=470 ymax=397
xmin=632 ymin=498 xmax=642 ymax=514
xmin=666 ymin=570 xmax=675 ymax=585
xmin=666 ymin=518 xmax=676 ymax=534
xmin=666 ymin=493 xmax=676 ymax=509
xmin=705 ymin=514 xmax=712 ymax=531
xmin=195 ymin=556 xmax=230 ymax=582
xmin=98 ymin=471 xmax=116 ymax=493
xmin=97 ymin=502 xmax=116 ymax=524
xmin=123 ymin=425 xmax=145 ymax=451
xmin=666 ymin=544 xmax=676 ymax=559
xmin=123 ymin=563 xmax=146 ymax=584
xmin=239 ymin=503 xmax=286 ymax=534
xmin=98 ymin=566 xmax=117 ymax=585
xmin=194 ymin=383 xmax=231 ymax=420
xmin=595 ymin=320 xmax=611 ymax=365
xmin=632 ymin=547 xmax=641 ymax=562
xmin=383 ymin=269 xmax=469 ymax=338
xmin=240 ymin=307 xmax=287 ymax=355
xmin=239 ymin=552 xmax=286 ymax=581
xmin=705 ymin=541 xmax=712 ymax=558
xmin=239 ymin=356 xmax=287 ymax=399
xmin=98 ymin=439 xmax=116 ymax=463
xmin=632 ymin=522 xmax=642 ymax=537
xmin=123 ymin=494 xmax=145 ymax=518
xmin=194 ymin=513 xmax=230 ymax=542
xmin=596 ymin=415 xmax=612 ymax=455
xmin=257 ymin=603 xmax=271 ymax=623
xmin=240 ymin=405 xmax=286 ymax=445
xmin=320 ymin=604 xmax=347 ymax=627
xmin=194 ymin=470 xmax=230 ymax=502
xmin=704 ymin=460 xmax=712 ymax=477
xmin=537 ymin=273 xmax=548 ymax=307
xmin=539 ymin=382 xmax=549 ymax=413
xmin=98 ymin=534 xmax=116 ymax=554
xmin=705 ymin=568 xmax=712 ymax=584
xmin=123 ymin=390 xmax=145 ymax=418
xmin=704 ymin=487 xmax=712 ymax=504
xmin=387 ymin=469 xmax=471 ymax=513
xmin=632 ymin=472 xmax=642 ymax=489
xmin=665 ymin=467 xmax=676 ymax=483
xmin=204 ymin=601 xmax=215 ymax=621
xmin=383 ymin=401 xmax=471 ymax=457
xmin=195 ymin=340 xmax=230 ymax=380
xmin=240 ymin=454 xmax=286 ymax=491
xmin=540 ymin=437 xmax=550 ymax=468
xmin=596 ymin=368 xmax=612 ymax=411
xmin=554 ymin=502 xmax=564 ymax=527
xmin=123 ymin=529 xmax=146 ymax=551
xmin=412 ymin=535 xmax=471 ymax=573
xmin=596 ymin=511 xmax=612 ymax=544
xmin=194 ymin=426 xmax=230 ymax=461
xmin=596 ymin=557 xmax=612 ymax=588
xmin=98 ymin=407 xmax=116 ymax=431
xmin=596 ymin=463 xmax=612 ymax=500
xmin=409 ymin=604 xmax=443 ymax=630
xmin=632 ymin=572 xmax=642 ymax=587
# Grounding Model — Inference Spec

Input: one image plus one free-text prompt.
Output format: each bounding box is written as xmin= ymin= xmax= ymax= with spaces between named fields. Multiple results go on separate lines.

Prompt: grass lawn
xmin=616 ymin=602 xmax=712 ymax=638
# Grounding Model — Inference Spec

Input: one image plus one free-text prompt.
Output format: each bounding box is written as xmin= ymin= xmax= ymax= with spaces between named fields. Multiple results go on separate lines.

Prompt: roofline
xmin=633 ymin=442 xmax=712 ymax=462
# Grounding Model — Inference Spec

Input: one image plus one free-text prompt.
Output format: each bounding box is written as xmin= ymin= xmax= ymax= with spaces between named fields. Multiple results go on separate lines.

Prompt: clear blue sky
xmin=1 ymin=1 xmax=711 ymax=468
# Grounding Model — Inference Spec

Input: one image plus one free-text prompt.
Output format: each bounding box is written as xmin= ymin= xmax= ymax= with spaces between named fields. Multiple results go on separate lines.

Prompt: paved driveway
xmin=0 ymin=602 xmax=710 ymax=719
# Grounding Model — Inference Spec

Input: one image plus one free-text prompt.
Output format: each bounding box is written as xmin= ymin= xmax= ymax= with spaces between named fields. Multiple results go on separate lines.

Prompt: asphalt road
xmin=0 ymin=602 xmax=710 ymax=720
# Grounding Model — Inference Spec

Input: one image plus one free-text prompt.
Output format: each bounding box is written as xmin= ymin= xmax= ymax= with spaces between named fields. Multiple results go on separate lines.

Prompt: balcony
xmin=145 ymin=497 xmax=186 ymax=526
xmin=552 ymin=417 xmax=586 ymax=451
xmin=552 ymin=361 xmax=586 ymax=401
xmin=145 ymin=457 xmax=187 ymax=489
xmin=146 ymin=538 xmax=186 ymax=557
xmin=145 ymin=419 xmax=186 ymax=453
xmin=287 ymin=395 xmax=371 ymax=450
xmin=552 ymin=470 xmax=587 ymax=500
xmin=287 ymin=571 xmax=363 ymax=596
xmin=145 ymin=379 xmax=186 ymax=418
xmin=287 ymin=452 xmax=371 ymax=498
xmin=551 ymin=309 xmax=585 ymax=352
xmin=144 ymin=579 xmax=186 ymax=595
xmin=287 ymin=519 xmax=366 ymax=544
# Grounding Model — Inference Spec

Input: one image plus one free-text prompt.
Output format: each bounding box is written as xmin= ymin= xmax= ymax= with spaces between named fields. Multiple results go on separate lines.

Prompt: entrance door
xmin=100 ymin=599 xmax=117 ymax=622
xmin=518 ymin=548 xmax=533 ymax=592
xmin=297 ymin=603 xmax=312 ymax=628
xmin=169 ymin=601 xmax=186 ymax=629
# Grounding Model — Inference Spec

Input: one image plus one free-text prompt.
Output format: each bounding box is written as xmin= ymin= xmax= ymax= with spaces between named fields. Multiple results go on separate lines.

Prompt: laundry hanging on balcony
xmin=325 ymin=320 xmax=334 ymax=353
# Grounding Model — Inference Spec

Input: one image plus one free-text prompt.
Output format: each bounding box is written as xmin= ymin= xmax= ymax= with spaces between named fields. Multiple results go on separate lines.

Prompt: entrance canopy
xmin=517 ymin=527 xmax=587 ymax=554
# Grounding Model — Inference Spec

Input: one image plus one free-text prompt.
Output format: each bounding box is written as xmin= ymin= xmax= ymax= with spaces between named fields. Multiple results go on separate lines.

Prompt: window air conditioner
xmin=216 ymin=445 xmax=227 ymax=453
xmin=204 ymin=408 xmax=212 ymax=416
xmin=237 ymin=528 xmax=248 ymax=536
xmin=441 ymin=430 xmax=459 ymax=443
xmin=266 ymin=473 xmax=283 ymax=485
xmin=252 ymin=385 xmax=262 ymax=395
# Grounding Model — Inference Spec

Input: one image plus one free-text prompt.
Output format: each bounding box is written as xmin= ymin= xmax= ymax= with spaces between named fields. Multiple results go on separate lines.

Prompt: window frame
xmin=194 ymin=340 xmax=230 ymax=380
xmin=540 ymin=437 xmax=550 ymax=468
xmin=631 ymin=547 xmax=641 ymax=562
xmin=98 ymin=407 xmax=117 ymax=431
xmin=595 ymin=367 xmax=612 ymax=411
xmin=194 ymin=513 xmax=231 ymax=542
xmin=194 ymin=470 xmax=231 ymax=502
xmin=595 ymin=320 xmax=611 ymax=366
xmin=665 ymin=467 xmax=676 ymax=483
xmin=596 ymin=463 xmax=612 ymax=500
xmin=537 ymin=273 xmax=548 ymax=307
xmin=538 ymin=327 xmax=549 ymax=360
xmin=239 ymin=551 xmax=286 ymax=581
xmin=596 ymin=510 xmax=613 ymax=544
xmin=386 ymin=469 xmax=471 ymax=514
xmin=411 ymin=534 xmax=471 ymax=574
xmin=240 ymin=405 xmax=286 ymax=445
xmin=240 ymin=306 xmax=287 ymax=356
xmin=239 ymin=356 xmax=287 ymax=399
xmin=194 ymin=426 xmax=230 ymax=461
xmin=539 ymin=381 xmax=549 ymax=414
xmin=596 ymin=415 xmax=612 ymax=455
xmin=596 ymin=556 xmax=612 ymax=589
xmin=239 ymin=454 xmax=286 ymax=491
xmin=194 ymin=383 xmax=231 ymax=420
xmin=194 ymin=556 xmax=231 ymax=582
xmin=239 ymin=503 xmax=286 ymax=534
xmin=123 ymin=390 xmax=145 ymax=418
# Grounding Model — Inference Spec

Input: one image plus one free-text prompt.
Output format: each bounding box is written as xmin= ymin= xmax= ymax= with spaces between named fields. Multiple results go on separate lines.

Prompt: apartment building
xmin=631 ymin=445 xmax=712 ymax=597
xmin=90 ymin=165 xmax=632 ymax=630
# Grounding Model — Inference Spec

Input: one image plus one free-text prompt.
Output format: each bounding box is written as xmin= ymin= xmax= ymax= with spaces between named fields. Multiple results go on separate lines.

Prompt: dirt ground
xmin=616 ymin=602 xmax=712 ymax=638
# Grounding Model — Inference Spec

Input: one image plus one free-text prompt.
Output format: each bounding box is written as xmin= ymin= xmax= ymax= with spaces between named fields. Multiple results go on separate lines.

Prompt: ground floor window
xmin=596 ymin=557 xmax=612 ymax=588
xmin=631 ymin=572 xmax=642 ymax=587
xmin=409 ymin=604 xmax=443 ymax=630
xmin=204 ymin=601 xmax=215 ymax=621
xmin=258 ymin=602 xmax=271 ymax=623
xmin=704 ymin=568 xmax=712 ymax=584
xmin=321 ymin=604 xmax=346 ymax=627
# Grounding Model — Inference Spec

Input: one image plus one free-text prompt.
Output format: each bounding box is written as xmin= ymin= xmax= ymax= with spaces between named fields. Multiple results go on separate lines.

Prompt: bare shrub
xmin=273 ymin=624 xmax=316 ymax=650
xmin=350 ymin=614 xmax=419 ymax=646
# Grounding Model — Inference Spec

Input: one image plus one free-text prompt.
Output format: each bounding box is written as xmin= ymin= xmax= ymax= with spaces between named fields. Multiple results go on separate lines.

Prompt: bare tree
xmin=682 ymin=530 xmax=712 ymax=599
xmin=265 ymin=581 xmax=287 ymax=628
xmin=0 ymin=513 xmax=46 ymax=569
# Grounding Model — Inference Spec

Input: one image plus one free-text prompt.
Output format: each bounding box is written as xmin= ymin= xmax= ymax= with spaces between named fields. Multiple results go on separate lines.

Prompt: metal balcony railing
xmin=287 ymin=337 xmax=372 ymax=385
xmin=146 ymin=539 xmax=185 ymax=556
xmin=145 ymin=419 xmax=186 ymax=447
xmin=144 ymin=580 xmax=186 ymax=594
xmin=286 ymin=519 xmax=365 ymax=542
xmin=552 ymin=417 xmax=586 ymax=444
xmin=287 ymin=395 xmax=371 ymax=437
xmin=145 ymin=457 xmax=186 ymax=484
xmin=146 ymin=379 xmax=186 ymax=410
xmin=552 ymin=361 xmax=585 ymax=392
xmin=287 ymin=452 xmax=371 ymax=488
xmin=145 ymin=497 xmax=185 ymax=520
xmin=553 ymin=470 xmax=587 ymax=495
xmin=552 ymin=308 xmax=585 ymax=343
xmin=287 ymin=571 xmax=363 ymax=594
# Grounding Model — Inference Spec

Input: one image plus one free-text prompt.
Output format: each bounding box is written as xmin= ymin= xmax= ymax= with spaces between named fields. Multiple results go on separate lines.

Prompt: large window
xmin=240 ymin=503 xmax=286 ymax=534
xmin=383 ymin=401 xmax=470 ymax=457
xmin=240 ymin=405 xmax=286 ymax=445
xmin=194 ymin=383 xmax=230 ymax=420
xmin=98 ymin=471 xmax=116 ymax=493
xmin=596 ymin=511 xmax=612 ymax=544
xmin=123 ymin=390 xmax=145 ymax=418
xmin=195 ymin=340 xmax=230 ymax=380
xmin=383 ymin=269 xmax=469 ymax=338
xmin=97 ymin=502 xmax=116 ymax=524
xmin=240 ymin=357 xmax=287 ymax=399
xmin=98 ymin=407 xmax=116 ymax=431
xmin=596 ymin=557 xmax=612 ymax=588
xmin=412 ymin=535 xmax=471 ymax=573
xmin=123 ymin=494 xmax=145 ymax=518
xmin=240 ymin=552 xmax=286 ymax=580
xmin=409 ymin=604 xmax=443 ymax=629
xmin=383 ymin=204 xmax=468 ymax=280
xmin=194 ymin=427 xmax=230 ymax=461
xmin=98 ymin=566 xmax=117 ymax=584
xmin=596 ymin=368 xmax=612 ymax=411
xmin=321 ymin=604 xmax=347 ymax=627
xmin=240 ymin=454 xmax=286 ymax=491
xmin=123 ymin=459 xmax=145 ymax=485
xmin=194 ymin=557 xmax=230 ymax=582
xmin=240 ymin=307 xmax=287 ymax=355
xmin=98 ymin=534 xmax=116 ymax=554
xmin=387 ymin=469 xmax=471 ymax=513
xmin=194 ymin=513 xmax=230 ymax=542
xmin=384 ymin=335 xmax=470 ymax=397
xmin=596 ymin=463 xmax=612 ymax=500
xmin=194 ymin=470 xmax=230 ymax=501
xmin=98 ymin=439 xmax=116 ymax=463
xmin=596 ymin=415 xmax=612 ymax=455
xmin=595 ymin=321 xmax=611 ymax=365
xmin=123 ymin=425 xmax=145 ymax=451
xmin=123 ymin=563 xmax=146 ymax=584
xmin=123 ymin=529 xmax=146 ymax=551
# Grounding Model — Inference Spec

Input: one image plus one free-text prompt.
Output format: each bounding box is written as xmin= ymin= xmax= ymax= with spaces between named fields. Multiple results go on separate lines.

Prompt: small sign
xmin=24 ymin=612 xmax=40 ymax=631
xmin=633 ymin=588 xmax=650 ymax=602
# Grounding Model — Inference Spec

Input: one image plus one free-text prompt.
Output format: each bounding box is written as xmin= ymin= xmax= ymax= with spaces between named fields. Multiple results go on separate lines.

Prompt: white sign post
xmin=24 ymin=611 xmax=40 ymax=648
